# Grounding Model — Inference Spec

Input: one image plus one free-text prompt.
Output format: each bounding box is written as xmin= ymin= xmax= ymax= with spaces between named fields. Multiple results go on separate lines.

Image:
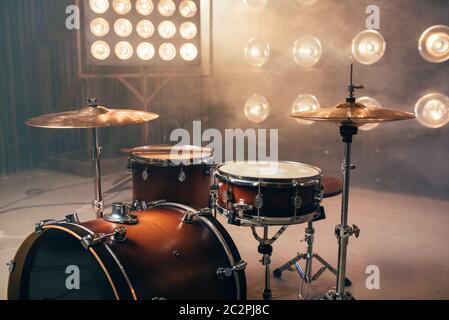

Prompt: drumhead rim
xmin=130 ymin=145 xmax=214 ymax=167
xmin=216 ymin=161 xmax=322 ymax=187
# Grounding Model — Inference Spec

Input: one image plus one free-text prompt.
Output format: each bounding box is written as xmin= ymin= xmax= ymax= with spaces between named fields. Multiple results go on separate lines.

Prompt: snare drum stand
xmin=251 ymin=225 xmax=288 ymax=300
xmin=273 ymin=220 xmax=351 ymax=300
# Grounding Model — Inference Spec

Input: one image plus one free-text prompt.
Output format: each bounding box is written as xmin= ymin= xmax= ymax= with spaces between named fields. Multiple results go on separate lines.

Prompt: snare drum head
xmin=131 ymin=145 xmax=213 ymax=165
xmin=218 ymin=161 xmax=321 ymax=181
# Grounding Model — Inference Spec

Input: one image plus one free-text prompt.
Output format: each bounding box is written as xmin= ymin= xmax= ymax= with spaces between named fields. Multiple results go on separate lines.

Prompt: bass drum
xmin=8 ymin=202 xmax=246 ymax=300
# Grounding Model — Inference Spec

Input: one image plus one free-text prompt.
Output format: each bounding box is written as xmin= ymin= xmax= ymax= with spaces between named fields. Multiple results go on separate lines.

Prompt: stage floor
xmin=1 ymin=169 xmax=449 ymax=300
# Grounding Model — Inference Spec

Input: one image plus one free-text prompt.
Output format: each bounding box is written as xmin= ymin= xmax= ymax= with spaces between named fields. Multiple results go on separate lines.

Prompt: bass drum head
xmin=130 ymin=145 xmax=214 ymax=166
xmin=18 ymin=229 xmax=116 ymax=300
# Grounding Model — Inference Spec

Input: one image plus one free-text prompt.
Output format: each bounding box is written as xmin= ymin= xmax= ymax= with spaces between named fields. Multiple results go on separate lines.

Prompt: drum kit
xmin=7 ymin=65 xmax=415 ymax=300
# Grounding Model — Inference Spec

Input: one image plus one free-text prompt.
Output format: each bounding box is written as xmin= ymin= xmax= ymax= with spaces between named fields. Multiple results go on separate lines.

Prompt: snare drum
xmin=129 ymin=145 xmax=214 ymax=209
xmin=215 ymin=161 xmax=323 ymax=226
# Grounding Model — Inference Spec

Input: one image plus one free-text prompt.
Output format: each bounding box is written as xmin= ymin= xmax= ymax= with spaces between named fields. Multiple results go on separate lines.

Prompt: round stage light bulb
xmin=297 ymin=0 xmax=318 ymax=5
xmin=136 ymin=0 xmax=154 ymax=15
xmin=115 ymin=41 xmax=134 ymax=60
xmin=158 ymin=20 xmax=176 ymax=39
xmin=356 ymin=96 xmax=382 ymax=131
xmin=291 ymin=94 xmax=320 ymax=125
xmin=415 ymin=93 xmax=449 ymax=128
xmin=244 ymin=38 xmax=270 ymax=67
xmin=418 ymin=25 xmax=449 ymax=63
xmin=352 ymin=29 xmax=386 ymax=65
xmin=180 ymin=43 xmax=198 ymax=61
xmin=113 ymin=0 xmax=132 ymax=14
xmin=158 ymin=0 xmax=176 ymax=17
xmin=136 ymin=20 xmax=155 ymax=38
xmin=90 ymin=18 xmax=110 ymax=37
xmin=179 ymin=0 xmax=197 ymax=18
xmin=244 ymin=94 xmax=270 ymax=123
xmin=137 ymin=42 xmax=155 ymax=61
xmin=293 ymin=36 xmax=322 ymax=67
xmin=243 ymin=0 xmax=267 ymax=10
xmin=180 ymin=22 xmax=197 ymax=40
xmin=114 ymin=19 xmax=133 ymax=37
xmin=159 ymin=43 xmax=177 ymax=61
xmin=91 ymin=41 xmax=111 ymax=60
xmin=89 ymin=0 xmax=109 ymax=13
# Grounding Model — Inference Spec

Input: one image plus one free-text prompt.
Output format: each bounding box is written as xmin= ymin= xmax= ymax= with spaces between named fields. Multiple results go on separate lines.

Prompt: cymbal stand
xmin=324 ymin=64 xmax=361 ymax=300
xmin=89 ymin=98 xmax=104 ymax=218
xmin=251 ymin=225 xmax=288 ymax=300
xmin=273 ymin=220 xmax=351 ymax=300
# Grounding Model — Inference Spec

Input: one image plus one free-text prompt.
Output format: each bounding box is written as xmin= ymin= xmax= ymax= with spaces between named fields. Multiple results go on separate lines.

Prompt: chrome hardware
xmin=65 ymin=213 xmax=80 ymax=224
xmin=81 ymin=233 xmax=107 ymax=249
xmin=293 ymin=195 xmax=302 ymax=209
xmin=93 ymin=199 xmax=104 ymax=218
xmin=299 ymin=179 xmax=320 ymax=187
xmin=182 ymin=211 xmax=196 ymax=224
xmin=103 ymin=202 xmax=138 ymax=225
xmin=152 ymin=297 xmax=168 ymax=300
xmin=172 ymin=250 xmax=181 ymax=257
xmin=198 ymin=208 xmax=212 ymax=216
xmin=81 ymin=227 xmax=128 ymax=249
xmin=254 ymin=195 xmax=264 ymax=210
xmin=335 ymin=224 xmax=360 ymax=239
xmin=7 ymin=260 xmax=15 ymax=273
xmin=112 ymin=227 xmax=127 ymax=242
xmin=35 ymin=219 xmax=57 ymax=233
xmin=217 ymin=260 xmax=248 ymax=280
xmin=233 ymin=199 xmax=253 ymax=216
xmin=141 ymin=168 xmax=150 ymax=181
xmin=178 ymin=168 xmax=186 ymax=182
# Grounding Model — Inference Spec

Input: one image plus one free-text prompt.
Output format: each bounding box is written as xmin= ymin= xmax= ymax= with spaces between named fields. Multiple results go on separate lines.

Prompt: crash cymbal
xmin=26 ymin=105 xmax=159 ymax=129
xmin=291 ymin=102 xmax=415 ymax=126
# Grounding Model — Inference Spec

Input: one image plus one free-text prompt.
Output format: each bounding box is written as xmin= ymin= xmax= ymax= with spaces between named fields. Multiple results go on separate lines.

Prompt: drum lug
xmin=81 ymin=227 xmax=128 ymax=249
xmin=217 ymin=260 xmax=247 ymax=280
xmin=178 ymin=168 xmax=186 ymax=182
xmin=64 ymin=213 xmax=80 ymax=224
xmin=293 ymin=195 xmax=303 ymax=210
xmin=103 ymin=202 xmax=138 ymax=225
xmin=254 ymin=195 xmax=264 ymax=210
xmin=35 ymin=219 xmax=57 ymax=233
xmin=198 ymin=208 xmax=212 ymax=216
xmin=6 ymin=260 xmax=15 ymax=273
xmin=182 ymin=211 xmax=196 ymax=224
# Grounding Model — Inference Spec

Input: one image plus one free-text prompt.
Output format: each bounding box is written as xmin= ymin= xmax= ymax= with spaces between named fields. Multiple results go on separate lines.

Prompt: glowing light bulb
xmin=136 ymin=20 xmax=154 ymax=38
xmin=91 ymin=41 xmax=111 ymax=60
xmin=158 ymin=0 xmax=176 ymax=17
xmin=244 ymin=38 xmax=270 ymax=67
xmin=352 ymin=29 xmax=386 ymax=65
xmin=90 ymin=18 xmax=110 ymax=37
xmin=89 ymin=0 xmax=109 ymax=13
xmin=293 ymin=36 xmax=322 ymax=67
xmin=297 ymin=0 xmax=318 ymax=4
xmin=114 ymin=19 xmax=133 ymax=37
xmin=244 ymin=94 xmax=270 ymax=123
xmin=418 ymin=25 xmax=449 ymax=63
xmin=158 ymin=20 xmax=176 ymax=39
xmin=159 ymin=43 xmax=176 ymax=61
xmin=137 ymin=42 xmax=155 ymax=61
xmin=136 ymin=0 xmax=154 ymax=15
xmin=291 ymin=94 xmax=320 ymax=125
xmin=180 ymin=43 xmax=198 ymax=61
xmin=243 ymin=0 xmax=267 ymax=9
xmin=180 ymin=22 xmax=197 ymax=40
xmin=113 ymin=0 xmax=132 ymax=14
xmin=415 ymin=93 xmax=449 ymax=128
xmin=179 ymin=0 xmax=197 ymax=18
xmin=356 ymin=97 xmax=382 ymax=131
xmin=115 ymin=41 xmax=134 ymax=60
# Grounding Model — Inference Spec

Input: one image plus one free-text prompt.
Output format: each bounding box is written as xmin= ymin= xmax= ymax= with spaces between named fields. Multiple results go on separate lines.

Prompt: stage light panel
xmin=292 ymin=94 xmax=320 ymax=125
xmin=352 ymin=29 xmax=386 ymax=65
xmin=244 ymin=94 xmax=270 ymax=123
xmin=356 ymin=96 xmax=382 ymax=131
xmin=293 ymin=36 xmax=322 ymax=67
xmin=82 ymin=0 xmax=208 ymax=70
xmin=244 ymin=38 xmax=270 ymax=67
xmin=415 ymin=93 xmax=449 ymax=128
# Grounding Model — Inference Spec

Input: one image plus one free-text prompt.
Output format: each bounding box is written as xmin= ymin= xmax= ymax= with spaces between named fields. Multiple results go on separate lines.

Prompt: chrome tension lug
xmin=64 ymin=213 xmax=80 ymax=224
xmin=112 ymin=227 xmax=127 ymax=243
xmin=7 ymin=260 xmax=15 ymax=273
xmin=182 ymin=211 xmax=196 ymax=224
xmin=217 ymin=260 xmax=248 ymax=280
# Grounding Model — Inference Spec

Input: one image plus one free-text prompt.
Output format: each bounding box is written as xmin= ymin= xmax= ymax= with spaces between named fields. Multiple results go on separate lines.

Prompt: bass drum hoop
xmin=8 ymin=223 xmax=137 ymax=300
